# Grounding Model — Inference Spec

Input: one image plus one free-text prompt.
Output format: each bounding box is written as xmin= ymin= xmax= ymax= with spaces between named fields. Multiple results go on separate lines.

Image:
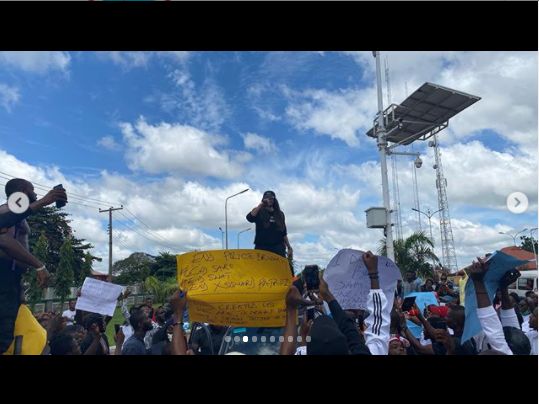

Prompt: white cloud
xmin=97 ymin=136 xmax=121 ymax=151
xmin=285 ymin=87 xmax=377 ymax=147
xmin=0 ymin=84 xmax=20 ymax=112
xmin=165 ymin=68 xmax=230 ymax=132
xmin=242 ymin=132 xmax=277 ymax=154
xmin=0 ymin=145 xmax=534 ymax=274
xmin=345 ymin=51 xmax=538 ymax=152
xmin=331 ymin=140 xmax=537 ymax=213
xmin=120 ymin=118 xmax=244 ymax=179
xmin=158 ymin=51 xmax=190 ymax=63
xmin=0 ymin=51 xmax=70 ymax=73
xmin=97 ymin=52 xmax=151 ymax=68
xmin=97 ymin=51 xmax=190 ymax=69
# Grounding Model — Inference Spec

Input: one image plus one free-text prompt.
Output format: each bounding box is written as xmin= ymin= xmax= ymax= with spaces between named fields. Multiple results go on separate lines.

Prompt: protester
xmin=80 ymin=314 xmax=109 ymax=355
xmin=62 ymin=300 xmax=77 ymax=326
xmin=49 ymin=333 xmax=82 ymax=356
xmin=401 ymin=270 xmax=422 ymax=296
xmin=526 ymin=308 xmax=538 ymax=355
xmin=280 ymin=252 xmax=388 ymax=355
xmin=420 ymin=278 xmax=435 ymax=292
xmin=121 ymin=306 xmax=153 ymax=355
xmin=246 ymin=190 xmax=292 ymax=260
xmin=388 ymin=335 xmax=409 ymax=355
xmin=0 ymin=179 xmax=67 ymax=354
xmin=436 ymin=274 xmax=459 ymax=303
xmin=468 ymin=257 xmax=513 ymax=355
xmin=362 ymin=251 xmax=391 ymax=355
xmin=519 ymin=298 xmax=532 ymax=332
xmin=119 ymin=297 xmax=159 ymax=351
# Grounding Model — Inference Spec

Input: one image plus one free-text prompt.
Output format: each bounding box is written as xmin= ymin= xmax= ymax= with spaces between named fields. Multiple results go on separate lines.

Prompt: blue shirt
xmin=121 ymin=335 xmax=147 ymax=355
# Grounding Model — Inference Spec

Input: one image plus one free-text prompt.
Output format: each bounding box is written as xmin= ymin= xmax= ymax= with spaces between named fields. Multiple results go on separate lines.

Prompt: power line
xmin=0 ymin=170 xmax=119 ymax=207
xmin=121 ymin=208 xmax=177 ymax=247
xmin=115 ymin=219 xmax=177 ymax=251
xmin=0 ymin=172 xmax=180 ymax=251
xmin=0 ymin=182 xmax=102 ymax=211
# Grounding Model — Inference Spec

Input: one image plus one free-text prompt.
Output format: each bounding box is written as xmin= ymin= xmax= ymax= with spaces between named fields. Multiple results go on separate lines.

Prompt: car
xmin=218 ymin=326 xmax=284 ymax=355
xmin=507 ymin=270 xmax=538 ymax=298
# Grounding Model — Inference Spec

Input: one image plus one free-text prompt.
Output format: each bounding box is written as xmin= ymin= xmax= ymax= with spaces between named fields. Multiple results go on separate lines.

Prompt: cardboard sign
xmin=177 ymin=250 xmax=292 ymax=327
xmin=75 ymin=277 xmax=124 ymax=317
xmin=461 ymin=251 xmax=527 ymax=342
xmin=324 ymin=249 xmax=401 ymax=311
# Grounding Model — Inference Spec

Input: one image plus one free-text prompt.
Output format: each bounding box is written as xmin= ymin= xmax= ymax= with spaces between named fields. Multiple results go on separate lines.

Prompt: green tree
xmin=113 ymin=252 xmax=154 ymax=285
xmin=144 ymin=276 xmax=178 ymax=304
xmin=378 ymin=231 xmax=440 ymax=280
xmin=23 ymin=232 xmax=48 ymax=310
xmin=520 ymin=235 xmax=538 ymax=254
xmin=150 ymin=251 xmax=177 ymax=280
xmin=77 ymin=253 xmax=94 ymax=287
xmin=27 ymin=207 xmax=94 ymax=283
xmin=55 ymin=237 xmax=75 ymax=307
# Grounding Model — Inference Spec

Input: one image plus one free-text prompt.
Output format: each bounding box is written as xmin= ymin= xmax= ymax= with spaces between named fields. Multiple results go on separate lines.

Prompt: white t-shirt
xmin=521 ymin=315 xmax=531 ymax=333
xmin=62 ymin=309 xmax=76 ymax=326
xmin=526 ymin=330 xmax=538 ymax=355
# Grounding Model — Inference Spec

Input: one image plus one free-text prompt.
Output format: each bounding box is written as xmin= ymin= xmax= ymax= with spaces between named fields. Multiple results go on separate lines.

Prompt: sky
xmin=0 ymin=51 xmax=536 ymax=274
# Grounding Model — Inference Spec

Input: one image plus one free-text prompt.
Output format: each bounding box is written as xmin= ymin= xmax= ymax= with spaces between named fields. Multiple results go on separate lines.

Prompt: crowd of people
xmin=0 ymin=183 xmax=537 ymax=356
xmin=18 ymin=251 xmax=536 ymax=356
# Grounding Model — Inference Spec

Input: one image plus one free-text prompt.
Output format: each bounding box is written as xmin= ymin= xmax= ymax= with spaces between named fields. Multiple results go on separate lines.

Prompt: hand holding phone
xmin=303 ymin=265 xmax=320 ymax=291
xmin=401 ymin=296 xmax=416 ymax=312
xmin=53 ymin=184 xmax=67 ymax=208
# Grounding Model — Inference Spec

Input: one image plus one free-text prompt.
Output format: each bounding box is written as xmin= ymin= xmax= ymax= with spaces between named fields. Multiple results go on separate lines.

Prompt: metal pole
xmin=237 ymin=228 xmax=251 ymax=249
xmin=99 ymin=205 xmax=123 ymax=281
xmin=374 ymin=51 xmax=394 ymax=262
xmin=225 ymin=189 xmax=249 ymax=250
xmin=225 ymin=199 xmax=229 ymax=249
xmin=428 ymin=214 xmax=434 ymax=243
xmin=219 ymin=227 xmax=224 ymax=249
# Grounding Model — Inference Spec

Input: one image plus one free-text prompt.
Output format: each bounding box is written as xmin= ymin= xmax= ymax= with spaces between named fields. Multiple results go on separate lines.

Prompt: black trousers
xmin=255 ymin=244 xmax=294 ymax=276
xmin=255 ymin=244 xmax=286 ymax=258
xmin=0 ymin=269 xmax=22 ymax=354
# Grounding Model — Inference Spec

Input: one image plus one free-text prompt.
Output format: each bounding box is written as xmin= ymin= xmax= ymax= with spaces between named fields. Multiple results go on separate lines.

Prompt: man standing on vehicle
xmin=0 ymin=178 xmax=67 ymax=354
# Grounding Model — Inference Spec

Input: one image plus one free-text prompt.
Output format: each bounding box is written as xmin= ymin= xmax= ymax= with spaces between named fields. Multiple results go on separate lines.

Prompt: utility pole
xmin=373 ymin=51 xmax=394 ymax=262
xmin=99 ymin=205 xmax=123 ymax=281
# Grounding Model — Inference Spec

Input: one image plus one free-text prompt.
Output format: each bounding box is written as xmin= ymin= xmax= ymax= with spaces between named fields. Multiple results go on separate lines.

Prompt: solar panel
xmin=366 ymin=82 xmax=481 ymax=145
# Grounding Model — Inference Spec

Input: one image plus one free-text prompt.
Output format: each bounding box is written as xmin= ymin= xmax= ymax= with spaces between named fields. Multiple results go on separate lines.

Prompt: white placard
xmin=324 ymin=249 xmax=401 ymax=311
xmin=75 ymin=277 xmax=124 ymax=317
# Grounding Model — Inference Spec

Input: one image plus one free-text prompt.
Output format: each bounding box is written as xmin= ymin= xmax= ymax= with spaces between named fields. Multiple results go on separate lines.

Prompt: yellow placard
xmin=177 ymin=249 xmax=292 ymax=327
xmin=3 ymin=305 xmax=47 ymax=355
xmin=459 ymin=275 xmax=468 ymax=307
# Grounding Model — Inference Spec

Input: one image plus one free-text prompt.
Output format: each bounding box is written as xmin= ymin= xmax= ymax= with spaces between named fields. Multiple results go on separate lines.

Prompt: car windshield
xmin=219 ymin=327 xmax=284 ymax=355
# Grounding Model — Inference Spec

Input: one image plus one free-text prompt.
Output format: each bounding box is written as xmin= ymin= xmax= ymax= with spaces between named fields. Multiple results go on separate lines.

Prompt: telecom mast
xmin=429 ymin=134 xmax=458 ymax=272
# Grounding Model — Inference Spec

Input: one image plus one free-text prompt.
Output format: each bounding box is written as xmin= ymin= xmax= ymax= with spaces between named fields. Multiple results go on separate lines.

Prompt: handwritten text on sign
xmin=324 ymin=249 xmax=401 ymax=311
xmin=177 ymin=250 xmax=292 ymax=327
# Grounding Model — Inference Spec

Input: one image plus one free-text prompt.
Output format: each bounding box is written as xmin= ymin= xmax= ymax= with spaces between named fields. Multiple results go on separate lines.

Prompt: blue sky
xmin=0 ymin=51 xmax=536 ymax=273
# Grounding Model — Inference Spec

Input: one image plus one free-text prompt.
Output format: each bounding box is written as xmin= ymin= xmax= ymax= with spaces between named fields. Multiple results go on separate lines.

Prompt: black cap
xmin=307 ymin=315 xmax=348 ymax=355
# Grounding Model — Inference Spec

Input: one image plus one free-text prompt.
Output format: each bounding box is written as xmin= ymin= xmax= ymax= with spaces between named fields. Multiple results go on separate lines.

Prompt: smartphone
xmin=430 ymin=318 xmax=448 ymax=330
xmin=303 ymin=265 xmax=320 ymax=291
xmin=500 ymin=269 xmax=521 ymax=289
xmin=401 ymin=296 xmax=416 ymax=312
xmin=54 ymin=184 xmax=67 ymax=208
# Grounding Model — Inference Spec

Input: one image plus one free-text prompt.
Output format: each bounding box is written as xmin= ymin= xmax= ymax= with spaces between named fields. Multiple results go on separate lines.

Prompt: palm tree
xmin=378 ymin=231 xmax=440 ymax=280
xmin=144 ymin=276 xmax=178 ymax=305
